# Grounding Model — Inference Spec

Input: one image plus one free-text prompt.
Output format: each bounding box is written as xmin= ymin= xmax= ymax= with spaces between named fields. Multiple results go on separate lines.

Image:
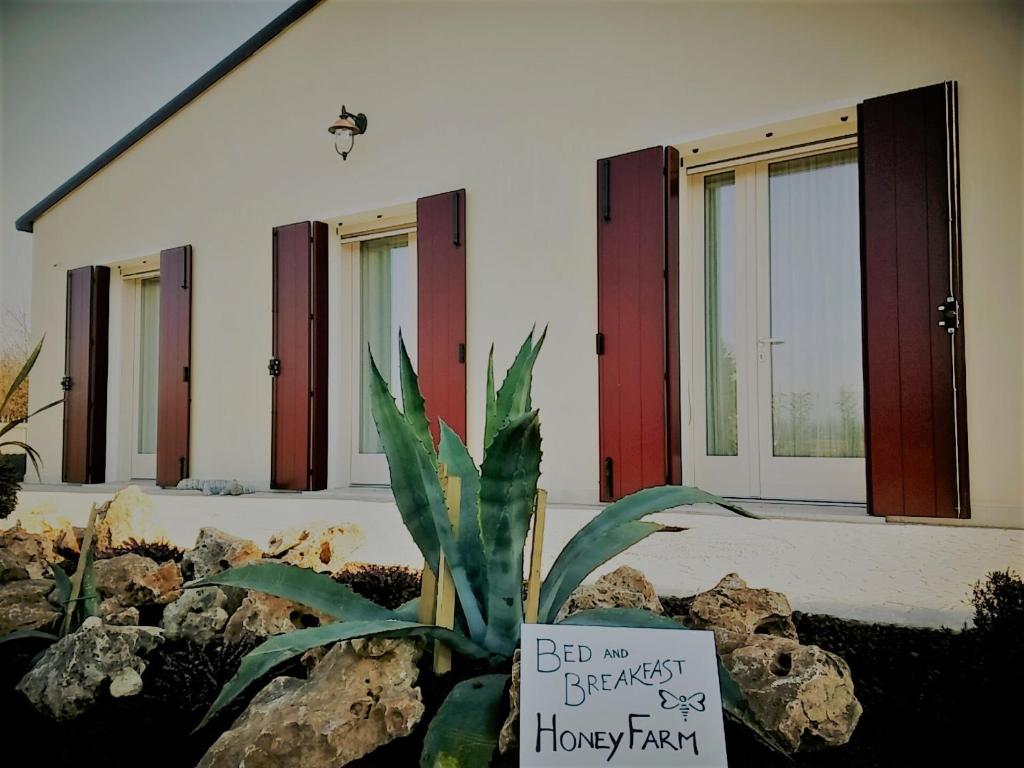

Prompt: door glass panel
xmin=704 ymin=172 xmax=738 ymax=456
xmin=137 ymin=277 xmax=160 ymax=454
xmin=768 ymin=148 xmax=863 ymax=457
xmin=359 ymin=234 xmax=412 ymax=453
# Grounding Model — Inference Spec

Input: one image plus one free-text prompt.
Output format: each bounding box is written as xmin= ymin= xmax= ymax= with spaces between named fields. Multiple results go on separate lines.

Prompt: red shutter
xmin=597 ymin=147 xmax=680 ymax=501
xmin=156 ymin=246 xmax=192 ymax=487
xmin=271 ymin=221 xmax=328 ymax=491
xmin=859 ymin=81 xmax=969 ymax=518
xmin=62 ymin=266 xmax=109 ymax=484
xmin=416 ymin=190 xmax=467 ymax=445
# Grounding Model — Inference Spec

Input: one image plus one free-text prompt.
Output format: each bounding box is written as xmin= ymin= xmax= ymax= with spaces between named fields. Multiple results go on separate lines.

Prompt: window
xmin=690 ymin=143 xmax=865 ymax=503
xmin=133 ymin=275 xmax=160 ymax=479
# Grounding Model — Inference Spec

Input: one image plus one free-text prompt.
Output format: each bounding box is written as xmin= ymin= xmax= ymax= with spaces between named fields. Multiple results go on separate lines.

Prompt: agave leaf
xmin=393 ymin=596 xmax=421 ymax=621
xmin=0 ymin=335 xmax=43 ymax=419
xmin=0 ymin=629 xmax=58 ymax=645
xmin=536 ymin=521 xmax=675 ymax=624
xmin=369 ymin=354 xmax=487 ymax=641
xmin=419 ymin=673 xmax=509 ymax=768
xmin=438 ymin=421 xmax=487 ymax=610
xmin=398 ymin=331 xmax=436 ymax=464
xmin=198 ymin=619 xmax=491 ymax=730
xmin=189 ymin=561 xmax=395 ymax=621
xmin=50 ymin=562 xmax=72 ymax=609
xmin=487 ymin=327 xmax=547 ymax=454
xmin=558 ymin=607 xmax=791 ymax=756
xmin=483 ymin=345 xmax=497 ymax=450
xmin=479 ymin=411 xmax=542 ymax=655
xmin=80 ymin=546 xmax=99 ymax=619
xmin=539 ymin=485 xmax=736 ymax=623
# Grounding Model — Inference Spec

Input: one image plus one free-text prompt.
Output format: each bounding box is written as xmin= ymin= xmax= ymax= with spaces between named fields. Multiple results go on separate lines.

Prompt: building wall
xmin=26 ymin=1 xmax=1024 ymax=525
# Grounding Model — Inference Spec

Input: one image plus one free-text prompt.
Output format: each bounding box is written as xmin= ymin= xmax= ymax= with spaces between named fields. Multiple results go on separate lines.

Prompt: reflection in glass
xmin=705 ymin=172 xmax=738 ymax=456
xmin=768 ymin=149 xmax=864 ymax=457
xmin=359 ymin=234 xmax=411 ymax=453
xmin=137 ymin=277 xmax=160 ymax=454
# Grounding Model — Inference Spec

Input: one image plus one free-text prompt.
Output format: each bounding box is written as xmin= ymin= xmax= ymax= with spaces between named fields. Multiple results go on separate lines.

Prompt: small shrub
xmin=971 ymin=569 xmax=1024 ymax=637
xmin=0 ymin=459 xmax=19 ymax=519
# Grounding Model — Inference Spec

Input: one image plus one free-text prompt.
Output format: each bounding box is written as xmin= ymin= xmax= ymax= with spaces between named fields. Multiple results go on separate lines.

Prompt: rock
xmin=94 ymin=486 xmax=169 ymax=555
xmin=100 ymin=601 xmax=140 ymax=627
xmin=16 ymin=622 xmax=164 ymax=719
xmin=198 ymin=638 xmax=424 ymax=768
xmin=14 ymin=506 xmax=79 ymax=553
xmin=181 ymin=527 xmax=262 ymax=581
xmin=498 ymin=648 xmax=521 ymax=754
xmin=160 ymin=587 xmax=230 ymax=644
xmin=176 ymin=478 xmax=256 ymax=496
xmin=109 ymin=667 xmax=144 ymax=698
xmin=557 ymin=566 xmax=663 ymax=620
xmin=721 ymin=635 xmax=862 ymax=751
xmin=0 ymin=527 xmax=58 ymax=581
xmin=223 ymin=591 xmax=330 ymax=644
xmin=0 ymin=578 xmax=58 ymax=636
xmin=688 ymin=573 xmax=798 ymax=653
xmin=93 ymin=553 xmax=182 ymax=607
xmin=267 ymin=522 xmax=365 ymax=574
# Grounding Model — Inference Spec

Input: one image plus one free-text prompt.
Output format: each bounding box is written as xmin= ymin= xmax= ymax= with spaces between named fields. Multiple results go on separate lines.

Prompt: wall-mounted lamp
xmin=328 ymin=105 xmax=367 ymax=160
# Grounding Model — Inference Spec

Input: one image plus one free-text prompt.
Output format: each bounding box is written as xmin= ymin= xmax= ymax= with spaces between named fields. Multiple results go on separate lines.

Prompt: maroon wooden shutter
xmin=270 ymin=221 xmax=328 ymax=491
xmin=156 ymin=246 xmax=192 ymax=487
xmin=416 ymin=190 xmax=467 ymax=445
xmin=597 ymin=147 xmax=681 ymax=501
xmin=62 ymin=266 xmax=110 ymax=484
xmin=859 ymin=81 xmax=969 ymax=518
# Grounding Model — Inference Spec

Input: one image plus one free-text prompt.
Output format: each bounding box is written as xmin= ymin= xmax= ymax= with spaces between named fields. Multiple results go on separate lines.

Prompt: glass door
xmin=691 ymin=145 xmax=865 ymax=503
xmin=347 ymin=232 xmax=417 ymax=485
xmin=131 ymin=276 xmax=159 ymax=479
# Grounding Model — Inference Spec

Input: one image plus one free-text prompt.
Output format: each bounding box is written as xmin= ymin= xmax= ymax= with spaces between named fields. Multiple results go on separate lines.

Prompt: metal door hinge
xmin=182 ymin=366 xmax=190 ymax=383
xmin=60 ymin=376 xmax=72 ymax=391
xmin=603 ymin=457 xmax=614 ymax=499
xmin=595 ymin=332 xmax=605 ymax=355
xmin=458 ymin=343 xmax=466 ymax=364
xmin=937 ymin=296 xmax=959 ymax=334
xmin=268 ymin=357 xmax=281 ymax=376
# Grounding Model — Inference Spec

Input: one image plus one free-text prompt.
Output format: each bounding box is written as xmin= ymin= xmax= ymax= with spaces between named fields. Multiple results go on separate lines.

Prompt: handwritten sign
xmin=520 ymin=623 xmax=728 ymax=767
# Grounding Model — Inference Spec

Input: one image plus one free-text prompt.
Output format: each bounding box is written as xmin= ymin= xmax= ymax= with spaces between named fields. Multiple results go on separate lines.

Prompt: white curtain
xmin=137 ymin=277 xmax=160 ymax=454
xmin=704 ymin=172 xmax=738 ymax=456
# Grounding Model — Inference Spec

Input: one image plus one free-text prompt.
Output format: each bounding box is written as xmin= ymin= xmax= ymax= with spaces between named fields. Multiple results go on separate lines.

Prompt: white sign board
xmin=520 ymin=623 xmax=728 ymax=767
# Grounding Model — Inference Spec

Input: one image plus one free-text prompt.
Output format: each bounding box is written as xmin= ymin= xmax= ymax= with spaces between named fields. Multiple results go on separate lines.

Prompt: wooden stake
xmin=433 ymin=472 xmax=461 ymax=675
xmin=418 ymin=464 xmax=448 ymax=625
xmin=524 ymin=489 xmax=548 ymax=624
xmin=62 ymin=502 xmax=100 ymax=637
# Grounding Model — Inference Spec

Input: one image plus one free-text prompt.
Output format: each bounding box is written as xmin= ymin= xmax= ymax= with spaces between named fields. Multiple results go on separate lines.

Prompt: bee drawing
xmin=658 ymin=690 xmax=707 ymax=721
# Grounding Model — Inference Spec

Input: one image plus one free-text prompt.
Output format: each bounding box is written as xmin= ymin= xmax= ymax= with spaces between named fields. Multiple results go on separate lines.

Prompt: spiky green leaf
xmin=439 ymin=421 xmax=487 ymax=610
xmin=483 ymin=345 xmax=498 ymax=451
xmin=189 ymin=561 xmax=395 ymax=621
xmin=198 ymin=620 xmax=491 ymax=729
xmin=419 ymin=674 xmax=509 ymax=768
xmin=479 ymin=411 xmax=542 ymax=654
xmin=0 ymin=335 xmax=43 ymax=419
xmin=398 ymin=331 xmax=436 ymax=464
xmin=489 ymin=328 xmax=547 ymax=452
xmin=0 ymin=629 xmax=58 ymax=645
xmin=537 ymin=521 xmax=677 ymax=624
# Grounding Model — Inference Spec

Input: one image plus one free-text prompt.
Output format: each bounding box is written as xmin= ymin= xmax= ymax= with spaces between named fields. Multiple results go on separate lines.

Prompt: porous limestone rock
xmin=16 ymin=621 xmax=164 ymax=719
xmin=688 ymin=573 xmax=798 ymax=653
xmin=498 ymin=648 xmax=521 ymax=754
xmin=181 ymin=527 xmax=262 ymax=581
xmin=94 ymin=486 xmax=169 ymax=554
xmin=267 ymin=522 xmax=365 ymax=574
xmin=198 ymin=638 xmax=424 ymax=768
xmin=556 ymin=566 xmax=664 ymax=620
xmin=721 ymin=634 xmax=862 ymax=751
xmin=160 ymin=587 xmax=230 ymax=644
xmin=0 ymin=578 xmax=58 ymax=636
xmin=14 ymin=506 xmax=79 ymax=553
xmin=223 ymin=591 xmax=330 ymax=645
xmin=0 ymin=527 xmax=58 ymax=581
xmin=93 ymin=553 xmax=182 ymax=608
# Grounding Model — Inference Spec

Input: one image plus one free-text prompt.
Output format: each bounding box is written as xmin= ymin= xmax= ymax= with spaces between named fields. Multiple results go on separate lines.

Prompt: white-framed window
xmin=342 ymin=230 xmax=418 ymax=485
xmin=687 ymin=140 xmax=865 ymax=503
xmin=125 ymin=273 xmax=160 ymax=480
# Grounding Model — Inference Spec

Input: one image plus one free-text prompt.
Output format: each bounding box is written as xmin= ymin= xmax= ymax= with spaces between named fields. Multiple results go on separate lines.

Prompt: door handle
xmin=757 ymin=338 xmax=786 ymax=345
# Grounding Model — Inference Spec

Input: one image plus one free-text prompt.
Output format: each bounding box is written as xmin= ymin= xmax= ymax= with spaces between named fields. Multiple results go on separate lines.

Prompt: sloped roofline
xmin=15 ymin=0 xmax=323 ymax=234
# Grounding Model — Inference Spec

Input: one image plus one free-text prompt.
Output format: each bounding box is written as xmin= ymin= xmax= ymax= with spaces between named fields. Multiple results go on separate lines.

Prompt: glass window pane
xmin=705 ymin=172 xmax=738 ymax=456
xmin=137 ymin=277 xmax=160 ymax=454
xmin=768 ymin=148 xmax=864 ymax=458
xmin=359 ymin=234 xmax=410 ymax=453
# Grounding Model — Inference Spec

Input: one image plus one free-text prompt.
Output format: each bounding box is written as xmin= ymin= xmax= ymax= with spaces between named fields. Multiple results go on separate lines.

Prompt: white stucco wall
xmin=10 ymin=487 xmax=1024 ymax=628
xmin=22 ymin=1 xmax=1024 ymax=525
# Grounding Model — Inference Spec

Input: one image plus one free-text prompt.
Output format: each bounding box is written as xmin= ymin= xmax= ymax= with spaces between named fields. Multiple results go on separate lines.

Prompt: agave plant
xmin=191 ymin=328 xmax=771 ymax=765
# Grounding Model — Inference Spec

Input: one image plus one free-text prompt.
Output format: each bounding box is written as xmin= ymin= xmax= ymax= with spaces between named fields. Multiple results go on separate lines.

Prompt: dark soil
xmin=1 ymin=564 xmax=1018 ymax=767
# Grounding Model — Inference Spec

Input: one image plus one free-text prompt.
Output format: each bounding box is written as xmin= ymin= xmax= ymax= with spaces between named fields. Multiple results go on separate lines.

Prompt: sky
xmin=0 ymin=0 xmax=290 ymax=347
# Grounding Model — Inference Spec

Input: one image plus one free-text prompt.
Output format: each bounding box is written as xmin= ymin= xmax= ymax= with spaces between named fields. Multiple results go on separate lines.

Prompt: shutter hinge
xmin=603 ymin=457 xmax=614 ymax=499
xmin=458 ymin=343 xmax=466 ymax=364
xmin=600 ymin=160 xmax=611 ymax=222
xmin=452 ymin=190 xmax=462 ymax=247
xmin=268 ymin=357 xmax=281 ymax=376
xmin=182 ymin=366 xmax=190 ymax=383
xmin=179 ymin=457 xmax=186 ymax=482
xmin=937 ymin=296 xmax=959 ymax=334
xmin=595 ymin=332 xmax=605 ymax=355
xmin=60 ymin=376 xmax=72 ymax=391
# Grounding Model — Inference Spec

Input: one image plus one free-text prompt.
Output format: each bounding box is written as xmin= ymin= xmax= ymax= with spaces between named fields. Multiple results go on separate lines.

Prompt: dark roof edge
xmin=15 ymin=0 xmax=323 ymax=234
